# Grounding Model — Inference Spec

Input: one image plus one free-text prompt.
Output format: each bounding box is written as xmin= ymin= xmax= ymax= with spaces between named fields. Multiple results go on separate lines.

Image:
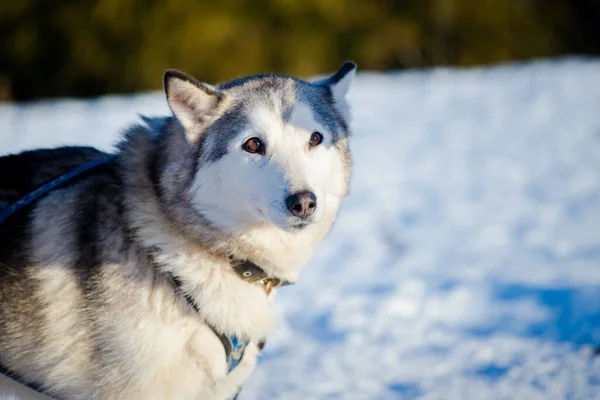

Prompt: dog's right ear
xmin=164 ymin=69 xmax=220 ymax=140
xmin=314 ymin=62 xmax=357 ymax=121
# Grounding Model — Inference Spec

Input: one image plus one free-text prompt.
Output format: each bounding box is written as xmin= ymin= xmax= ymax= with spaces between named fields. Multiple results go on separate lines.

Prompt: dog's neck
xmin=142 ymin=233 xmax=280 ymax=340
xmin=167 ymin=259 xmax=290 ymax=315
xmin=159 ymin=248 xmax=291 ymax=298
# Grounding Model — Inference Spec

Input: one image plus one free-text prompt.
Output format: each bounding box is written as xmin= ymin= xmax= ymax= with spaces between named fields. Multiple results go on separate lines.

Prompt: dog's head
xmin=164 ymin=63 xmax=355 ymax=238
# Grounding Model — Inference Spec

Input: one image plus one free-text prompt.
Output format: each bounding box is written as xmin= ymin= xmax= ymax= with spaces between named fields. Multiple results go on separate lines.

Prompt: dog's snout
xmin=286 ymin=191 xmax=317 ymax=218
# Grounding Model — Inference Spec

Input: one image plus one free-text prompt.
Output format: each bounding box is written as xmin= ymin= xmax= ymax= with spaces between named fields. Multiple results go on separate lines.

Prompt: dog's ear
xmin=315 ymin=61 xmax=356 ymax=120
xmin=164 ymin=69 xmax=220 ymax=139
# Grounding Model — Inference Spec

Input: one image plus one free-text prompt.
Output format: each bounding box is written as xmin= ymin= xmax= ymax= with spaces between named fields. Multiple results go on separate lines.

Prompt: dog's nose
xmin=286 ymin=191 xmax=317 ymax=218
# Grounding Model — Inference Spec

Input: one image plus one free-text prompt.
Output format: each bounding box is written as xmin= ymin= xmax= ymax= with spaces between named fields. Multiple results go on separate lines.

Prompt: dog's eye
xmin=309 ymin=132 xmax=323 ymax=148
xmin=243 ymin=137 xmax=264 ymax=154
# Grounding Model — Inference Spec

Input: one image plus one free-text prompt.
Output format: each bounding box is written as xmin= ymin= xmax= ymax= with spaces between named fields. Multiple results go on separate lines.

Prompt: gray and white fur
xmin=0 ymin=62 xmax=356 ymax=399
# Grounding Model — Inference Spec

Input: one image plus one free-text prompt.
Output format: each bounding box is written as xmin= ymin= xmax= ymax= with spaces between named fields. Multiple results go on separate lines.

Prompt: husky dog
xmin=0 ymin=62 xmax=356 ymax=400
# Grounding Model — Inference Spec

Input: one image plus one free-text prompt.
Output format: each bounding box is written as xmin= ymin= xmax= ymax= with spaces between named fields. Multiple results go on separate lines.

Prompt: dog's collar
xmin=230 ymin=259 xmax=293 ymax=294
xmin=166 ymin=259 xmax=292 ymax=311
xmin=148 ymin=243 xmax=292 ymax=294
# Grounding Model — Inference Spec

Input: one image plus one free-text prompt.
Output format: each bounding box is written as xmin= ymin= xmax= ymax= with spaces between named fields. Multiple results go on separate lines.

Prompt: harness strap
xmin=166 ymin=259 xmax=291 ymax=374
xmin=167 ymin=272 xmax=246 ymax=372
xmin=0 ymin=156 xmax=116 ymax=224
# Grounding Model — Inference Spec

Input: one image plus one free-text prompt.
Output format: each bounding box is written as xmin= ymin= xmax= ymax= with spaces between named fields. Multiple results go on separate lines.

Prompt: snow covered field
xmin=1 ymin=58 xmax=600 ymax=399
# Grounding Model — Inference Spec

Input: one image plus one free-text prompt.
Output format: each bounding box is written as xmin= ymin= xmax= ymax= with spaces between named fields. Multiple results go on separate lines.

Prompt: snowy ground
xmin=1 ymin=58 xmax=600 ymax=399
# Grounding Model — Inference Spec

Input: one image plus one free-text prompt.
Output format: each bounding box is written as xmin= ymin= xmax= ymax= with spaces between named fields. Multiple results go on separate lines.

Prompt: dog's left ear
xmin=164 ymin=69 xmax=220 ymax=141
xmin=315 ymin=61 xmax=356 ymax=120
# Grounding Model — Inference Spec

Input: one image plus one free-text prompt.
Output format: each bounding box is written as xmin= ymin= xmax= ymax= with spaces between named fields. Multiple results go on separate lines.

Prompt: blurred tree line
xmin=1 ymin=0 xmax=599 ymax=101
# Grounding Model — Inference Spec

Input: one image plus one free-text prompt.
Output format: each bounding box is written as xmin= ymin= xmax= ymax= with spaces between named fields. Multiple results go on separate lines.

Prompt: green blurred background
xmin=1 ymin=0 xmax=599 ymax=101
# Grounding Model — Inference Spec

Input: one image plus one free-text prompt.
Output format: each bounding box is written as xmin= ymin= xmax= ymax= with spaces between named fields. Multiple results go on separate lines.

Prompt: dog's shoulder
xmin=0 ymin=146 xmax=111 ymax=205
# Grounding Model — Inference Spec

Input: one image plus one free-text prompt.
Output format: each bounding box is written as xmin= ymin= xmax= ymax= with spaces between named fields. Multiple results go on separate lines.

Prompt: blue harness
xmin=0 ymin=156 xmax=250 ymax=373
xmin=225 ymin=336 xmax=249 ymax=373
xmin=0 ymin=157 xmax=116 ymax=224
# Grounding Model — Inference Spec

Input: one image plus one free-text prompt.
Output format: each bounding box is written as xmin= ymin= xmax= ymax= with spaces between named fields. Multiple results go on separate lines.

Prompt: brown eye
xmin=309 ymin=131 xmax=323 ymax=147
xmin=243 ymin=137 xmax=264 ymax=154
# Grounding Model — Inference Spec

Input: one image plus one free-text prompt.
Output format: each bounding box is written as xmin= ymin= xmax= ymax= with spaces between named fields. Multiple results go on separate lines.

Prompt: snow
xmin=1 ymin=58 xmax=600 ymax=399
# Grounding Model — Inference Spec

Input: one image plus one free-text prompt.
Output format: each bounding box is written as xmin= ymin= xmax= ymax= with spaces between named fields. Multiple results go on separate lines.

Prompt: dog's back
xmin=0 ymin=147 xmax=109 ymax=206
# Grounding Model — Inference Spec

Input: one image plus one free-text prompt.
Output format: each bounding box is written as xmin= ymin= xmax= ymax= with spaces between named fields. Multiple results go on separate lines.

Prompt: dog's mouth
xmin=289 ymin=220 xmax=310 ymax=230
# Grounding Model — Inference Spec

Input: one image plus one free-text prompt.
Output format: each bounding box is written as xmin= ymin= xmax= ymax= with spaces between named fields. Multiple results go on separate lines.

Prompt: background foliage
xmin=1 ymin=0 xmax=599 ymax=101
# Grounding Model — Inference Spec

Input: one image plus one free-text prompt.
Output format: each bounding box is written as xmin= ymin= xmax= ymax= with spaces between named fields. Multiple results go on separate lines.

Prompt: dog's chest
xmin=87 ymin=262 xmax=258 ymax=399
xmin=116 ymin=307 xmax=250 ymax=399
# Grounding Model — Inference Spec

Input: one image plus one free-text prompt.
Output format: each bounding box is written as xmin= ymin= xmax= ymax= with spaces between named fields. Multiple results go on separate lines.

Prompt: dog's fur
xmin=0 ymin=63 xmax=356 ymax=399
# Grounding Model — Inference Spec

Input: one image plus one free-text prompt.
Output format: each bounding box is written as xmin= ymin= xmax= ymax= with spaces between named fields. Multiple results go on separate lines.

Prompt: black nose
xmin=286 ymin=191 xmax=317 ymax=218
